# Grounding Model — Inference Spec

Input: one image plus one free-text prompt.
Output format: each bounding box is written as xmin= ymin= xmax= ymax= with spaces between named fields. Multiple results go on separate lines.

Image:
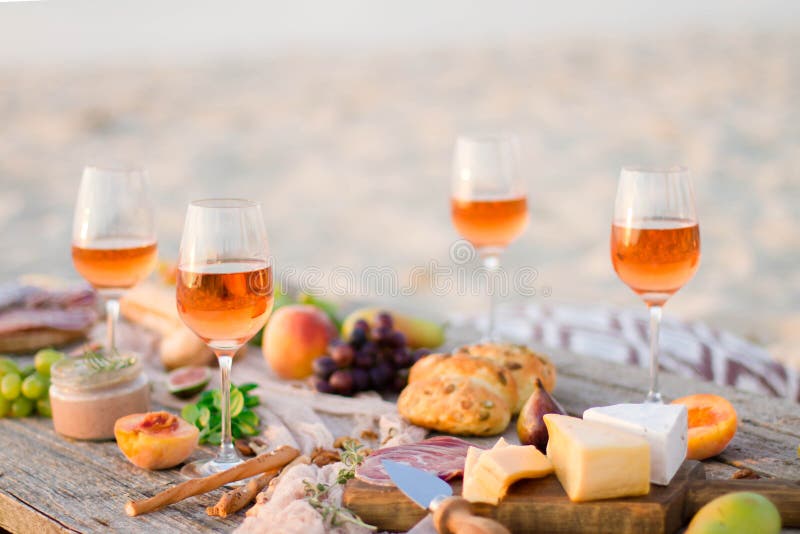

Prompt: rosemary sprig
xmin=84 ymin=350 xmax=135 ymax=372
xmin=303 ymin=481 xmax=376 ymax=531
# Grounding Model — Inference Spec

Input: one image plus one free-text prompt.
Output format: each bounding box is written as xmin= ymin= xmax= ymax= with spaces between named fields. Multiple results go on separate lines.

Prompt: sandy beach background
xmin=1 ymin=2 xmax=798 ymax=368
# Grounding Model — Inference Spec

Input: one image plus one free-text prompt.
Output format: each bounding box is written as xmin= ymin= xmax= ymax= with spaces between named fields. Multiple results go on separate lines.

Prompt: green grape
xmin=0 ymin=358 xmax=20 ymax=378
xmin=0 ymin=397 xmax=10 ymax=417
xmin=20 ymin=364 xmax=36 ymax=378
xmin=34 ymin=348 xmax=64 ymax=378
xmin=36 ymin=397 xmax=52 ymax=418
xmin=21 ymin=374 xmax=47 ymax=400
xmin=1 ymin=373 xmax=21 ymax=400
xmin=10 ymin=396 xmax=34 ymax=417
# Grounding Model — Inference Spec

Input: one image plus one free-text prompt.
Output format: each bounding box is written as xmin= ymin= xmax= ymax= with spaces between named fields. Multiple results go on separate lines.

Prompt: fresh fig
xmin=516 ymin=378 xmax=566 ymax=452
xmin=167 ymin=366 xmax=211 ymax=399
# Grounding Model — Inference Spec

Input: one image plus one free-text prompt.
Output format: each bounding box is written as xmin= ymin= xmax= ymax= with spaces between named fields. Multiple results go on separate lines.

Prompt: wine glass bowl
xmin=450 ymin=134 xmax=528 ymax=340
xmin=176 ymin=198 xmax=273 ymax=477
xmin=71 ymin=165 xmax=157 ymax=353
xmin=611 ymin=166 xmax=700 ymax=402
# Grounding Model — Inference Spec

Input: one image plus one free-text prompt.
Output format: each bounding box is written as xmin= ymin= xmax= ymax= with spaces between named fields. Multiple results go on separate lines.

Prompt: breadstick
xmin=125 ymin=445 xmax=299 ymax=517
xmin=206 ymin=469 xmax=278 ymax=517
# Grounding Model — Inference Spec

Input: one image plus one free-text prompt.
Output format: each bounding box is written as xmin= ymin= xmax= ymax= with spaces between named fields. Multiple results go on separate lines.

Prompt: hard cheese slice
xmin=583 ymin=403 xmax=688 ymax=485
xmin=462 ymin=444 xmax=553 ymax=505
xmin=543 ymin=414 xmax=650 ymax=502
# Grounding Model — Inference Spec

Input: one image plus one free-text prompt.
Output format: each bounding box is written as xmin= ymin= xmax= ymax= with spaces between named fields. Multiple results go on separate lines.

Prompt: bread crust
xmin=408 ymin=352 xmax=518 ymax=411
xmin=397 ymin=375 xmax=511 ymax=436
xmin=453 ymin=343 xmax=557 ymax=413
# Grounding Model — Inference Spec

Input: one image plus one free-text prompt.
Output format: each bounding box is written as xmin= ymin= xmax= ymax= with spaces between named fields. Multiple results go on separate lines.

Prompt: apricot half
xmin=672 ymin=394 xmax=737 ymax=460
xmin=114 ymin=411 xmax=199 ymax=470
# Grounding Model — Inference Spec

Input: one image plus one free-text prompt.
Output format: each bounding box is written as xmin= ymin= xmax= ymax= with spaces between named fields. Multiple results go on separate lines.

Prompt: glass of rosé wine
xmin=176 ymin=199 xmax=274 ymax=477
xmin=451 ymin=134 xmax=529 ymax=341
xmin=611 ymin=166 xmax=700 ymax=403
xmin=72 ymin=166 xmax=158 ymax=354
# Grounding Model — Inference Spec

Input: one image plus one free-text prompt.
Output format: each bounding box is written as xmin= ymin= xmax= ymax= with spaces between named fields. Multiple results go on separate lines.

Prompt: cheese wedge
xmin=583 ymin=403 xmax=688 ymax=485
xmin=462 ymin=444 xmax=553 ymax=505
xmin=543 ymin=414 xmax=650 ymax=502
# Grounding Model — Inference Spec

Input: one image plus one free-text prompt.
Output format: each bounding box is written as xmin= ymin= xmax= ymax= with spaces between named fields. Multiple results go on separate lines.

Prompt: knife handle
xmin=432 ymin=496 xmax=510 ymax=534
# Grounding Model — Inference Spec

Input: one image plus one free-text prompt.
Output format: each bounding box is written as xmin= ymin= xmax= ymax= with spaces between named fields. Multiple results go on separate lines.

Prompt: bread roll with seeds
xmin=398 ymin=352 xmax=516 ymax=436
xmin=397 ymin=375 xmax=511 ymax=436
xmin=453 ymin=343 xmax=556 ymax=413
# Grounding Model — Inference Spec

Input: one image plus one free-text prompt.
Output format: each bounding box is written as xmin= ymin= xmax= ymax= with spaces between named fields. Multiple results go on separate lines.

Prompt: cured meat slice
xmin=355 ymin=436 xmax=479 ymax=486
xmin=0 ymin=308 xmax=98 ymax=335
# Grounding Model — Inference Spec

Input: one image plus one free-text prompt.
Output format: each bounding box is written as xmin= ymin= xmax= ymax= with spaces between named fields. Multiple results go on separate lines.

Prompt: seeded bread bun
xmin=453 ymin=343 xmax=557 ymax=413
xmin=397 ymin=375 xmax=511 ymax=436
xmin=398 ymin=352 xmax=516 ymax=436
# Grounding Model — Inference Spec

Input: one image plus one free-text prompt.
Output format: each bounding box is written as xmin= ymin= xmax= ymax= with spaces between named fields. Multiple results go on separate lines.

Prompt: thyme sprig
xmin=303 ymin=481 xmax=376 ymax=531
xmin=84 ymin=350 xmax=135 ymax=372
xmin=336 ymin=439 xmax=366 ymax=484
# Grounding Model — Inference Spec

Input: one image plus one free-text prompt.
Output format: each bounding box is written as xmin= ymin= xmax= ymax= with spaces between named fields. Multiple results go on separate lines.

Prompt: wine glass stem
xmin=483 ymin=254 xmax=500 ymax=341
xmin=216 ymin=353 xmax=238 ymax=464
xmin=646 ymin=304 xmax=663 ymax=403
xmin=105 ymin=298 xmax=120 ymax=353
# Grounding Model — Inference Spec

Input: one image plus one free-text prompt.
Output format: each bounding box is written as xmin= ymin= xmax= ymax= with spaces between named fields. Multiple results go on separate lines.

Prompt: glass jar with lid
xmin=50 ymin=353 xmax=150 ymax=440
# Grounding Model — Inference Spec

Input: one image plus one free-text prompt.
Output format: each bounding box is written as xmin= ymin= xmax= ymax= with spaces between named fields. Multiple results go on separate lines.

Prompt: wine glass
xmin=176 ymin=199 xmax=274 ymax=477
xmin=72 ymin=166 xmax=157 ymax=354
xmin=611 ymin=166 xmax=700 ymax=403
xmin=451 ymin=134 xmax=529 ymax=341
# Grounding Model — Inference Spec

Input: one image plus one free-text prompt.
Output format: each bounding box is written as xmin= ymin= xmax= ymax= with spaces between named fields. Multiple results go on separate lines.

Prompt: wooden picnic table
xmin=1 ymin=339 xmax=798 ymax=533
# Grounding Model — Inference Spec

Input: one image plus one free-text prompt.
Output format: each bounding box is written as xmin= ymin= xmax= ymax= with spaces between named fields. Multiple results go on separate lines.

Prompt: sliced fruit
xmin=166 ymin=366 xmax=211 ymax=399
xmin=686 ymin=491 xmax=780 ymax=534
xmin=671 ymin=394 xmax=737 ymax=460
xmin=114 ymin=411 xmax=199 ymax=470
xmin=341 ymin=308 xmax=445 ymax=349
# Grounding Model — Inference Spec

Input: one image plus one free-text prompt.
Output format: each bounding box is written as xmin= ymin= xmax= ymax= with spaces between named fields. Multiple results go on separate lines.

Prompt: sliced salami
xmin=355 ymin=436 xmax=479 ymax=486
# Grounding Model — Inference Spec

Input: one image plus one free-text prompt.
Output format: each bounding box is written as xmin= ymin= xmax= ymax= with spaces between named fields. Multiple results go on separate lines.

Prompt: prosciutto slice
xmin=0 ymin=282 xmax=97 ymax=335
xmin=355 ymin=436 xmax=478 ymax=487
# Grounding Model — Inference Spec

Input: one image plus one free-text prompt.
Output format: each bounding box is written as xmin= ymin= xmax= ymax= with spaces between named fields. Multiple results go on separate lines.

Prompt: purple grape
xmin=330 ymin=343 xmax=355 ymax=368
xmin=313 ymin=378 xmax=335 ymax=394
xmin=392 ymin=368 xmax=410 ymax=392
xmin=329 ymin=370 xmax=354 ymax=396
xmin=411 ymin=348 xmax=432 ymax=364
xmin=369 ymin=363 xmax=393 ymax=390
xmin=392 ymin=348 xmax=413 ymax=368
xmin=373 ymin=325 xmax=393 ymax=343
xmin=351 ymin=368 xmax=371 ymax=392
xmin=389 ymin=331 xmax=406 ymax=349
xmin=361 ymin=340 xmax=378 ymax=356
xmin=376 ymin=311 xmax=393 ymax=330
xmin=312 ymin=356 xmax=338 ymax=379
xmin=354 ymin=319 xmax=370 ymax=332
xmin=353 ymin=350 xmax=374 ymax=369
xmin=349 ymin=326 xmax=368 ymax=348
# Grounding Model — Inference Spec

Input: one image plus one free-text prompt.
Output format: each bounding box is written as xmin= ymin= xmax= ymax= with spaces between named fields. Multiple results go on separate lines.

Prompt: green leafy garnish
xmin=84 ymin=350 xmax=136 ymax=373
xmin=181 ymin=383 xmax=261 ymax=445
xmin=336 ymin=439 xmax=367 ymax=484
xmin=303 ymin=481 xmax=375 ymax=530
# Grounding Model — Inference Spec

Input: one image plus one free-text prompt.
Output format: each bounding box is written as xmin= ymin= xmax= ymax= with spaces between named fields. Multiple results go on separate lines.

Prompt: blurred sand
xmin=0 ymin=31 xmax=798 ymax=367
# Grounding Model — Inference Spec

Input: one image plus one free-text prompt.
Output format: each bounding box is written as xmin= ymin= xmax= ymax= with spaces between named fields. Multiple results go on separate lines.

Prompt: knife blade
xmin=381 ymin=460 xmax=510 ymax=534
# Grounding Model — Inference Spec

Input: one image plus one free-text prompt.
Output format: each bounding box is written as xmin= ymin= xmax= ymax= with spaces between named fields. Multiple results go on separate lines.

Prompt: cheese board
xmin=344 ymin=461 xmax=800 ymax=533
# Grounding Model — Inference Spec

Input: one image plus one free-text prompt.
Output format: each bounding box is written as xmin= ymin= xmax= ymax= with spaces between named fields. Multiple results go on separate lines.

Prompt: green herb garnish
xmin=335 ymin=439 xmax=367 ymax=484
xmin=84 ymin=350 xmax=136 ymax=372
xmin=181 ymin=383 xmax=261 ymax=445
xmin=303 ymin=481 xmax=376 ymax=530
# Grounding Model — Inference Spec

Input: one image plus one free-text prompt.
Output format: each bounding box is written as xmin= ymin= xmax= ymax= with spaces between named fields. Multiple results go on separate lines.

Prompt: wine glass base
xmin=180 ymin=456 xmax=245 ymax=482
xmin=644 ymin=391 xmax=664 ymax=404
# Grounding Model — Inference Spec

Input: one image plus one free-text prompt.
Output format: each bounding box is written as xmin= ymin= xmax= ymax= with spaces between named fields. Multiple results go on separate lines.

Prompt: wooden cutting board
xmin=343 ymin=461 xmax=800 ymax=534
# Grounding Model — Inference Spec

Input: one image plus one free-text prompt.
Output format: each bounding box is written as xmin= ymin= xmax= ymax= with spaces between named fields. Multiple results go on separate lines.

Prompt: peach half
xmin=114 ymin=411 xmax=199 ymax=470
xmin=672 ymin=394 xmax=738 ymax=460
